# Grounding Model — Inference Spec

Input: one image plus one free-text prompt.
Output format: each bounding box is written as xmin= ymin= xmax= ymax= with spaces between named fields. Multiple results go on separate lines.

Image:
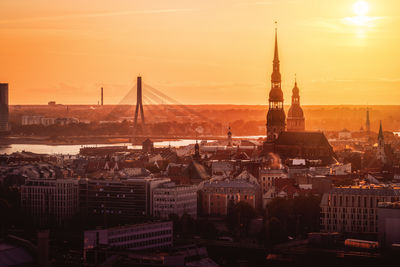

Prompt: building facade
xmin=377 ymin=202 xmax=400 ymax=248
xmin=22 ymin=116 xmax=56 ymax=126
xmin=84 ymin=221 xmax=173 ymax=252
xmin=200 ymin=179 xmax=260 ymax=216
xmin=79 ymin=177 xmax=170 ymax=219
xmin=259 ymin=168 xmax=287 ymax=194
xmin=153 ymin=182 xmax=198 ymax=219
xmin=21 ymin=178 xmax=79 ymax=225
xmin=320 ymin=185 xmax=400 ymax=234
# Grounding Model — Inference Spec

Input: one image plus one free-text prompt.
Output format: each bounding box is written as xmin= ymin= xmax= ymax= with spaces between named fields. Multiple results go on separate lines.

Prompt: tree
xmin=266 ymin=196 xmax=321 ymax=241
xmin=226 ymin=201 xmax=257 ymax=238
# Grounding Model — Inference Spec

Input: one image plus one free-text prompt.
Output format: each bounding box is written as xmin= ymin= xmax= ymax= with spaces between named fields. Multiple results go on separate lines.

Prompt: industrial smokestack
xmin=101 ymin=87 xmax=103 ymax=106
xmin=0 ymin=83 xmax=9 ymax=133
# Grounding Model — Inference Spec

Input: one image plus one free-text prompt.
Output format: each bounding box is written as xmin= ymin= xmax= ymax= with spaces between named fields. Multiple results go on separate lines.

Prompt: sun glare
xmin=353 ymin=1 xmax=369 ymax=16
xmin=344 ymin=1 xmax=376 ymax=29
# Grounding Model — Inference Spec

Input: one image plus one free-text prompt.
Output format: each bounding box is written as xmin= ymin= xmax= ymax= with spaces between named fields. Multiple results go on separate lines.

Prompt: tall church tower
xmin=227 ymin=126 xmax=233 ymax=147
xmin=376 ymin=120 xmax=386 ymax=163
xmin=366 ymin=108 xmax=371 ymax=134
xmin=266 ymin=23 xmax=286 ymax=140
xmin=287 ymin=77 xmax=305 ymax=131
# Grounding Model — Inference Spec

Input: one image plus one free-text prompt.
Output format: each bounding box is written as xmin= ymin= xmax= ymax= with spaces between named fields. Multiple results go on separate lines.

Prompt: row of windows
xmin=112 ymin=238 xmax=172 ymax=249
xmin=328 ymin=195 xmax=399 ymax=208
xmin=110 ymin=230 xmax=172 ymax=243
xmin=109 ymin=223 xmax=172 ymax=235
xmin=324 ymin=207 xmax=375 ymax=214
xmin=324 ymin=219 xmax=375 ymax=226
xmin=324 ymin=225 xmax=377 ymax=233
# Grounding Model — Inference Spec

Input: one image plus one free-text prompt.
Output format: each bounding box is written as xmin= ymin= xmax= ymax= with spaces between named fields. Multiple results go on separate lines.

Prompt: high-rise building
xmin=320 ymin=185 xmax=400 ymax=234
xmin=84 ymin=221 xmax=173 ymax=253
xmin=79 ymin=177 xmax=170 ymax=219
xmin=377 ymin=202 xmax=400 ymax=248
xmin=287 ymin=78 xmax=305 ymax=131
xmin=153 ymin=182 xmax=198 ymax=219
xmin=0 ymin=83 xmax=9 ymax=132
xmin=266 ymin=24 xmax=286 ymax=140
xmin=21 ymin=178 xmax=79 ymax=225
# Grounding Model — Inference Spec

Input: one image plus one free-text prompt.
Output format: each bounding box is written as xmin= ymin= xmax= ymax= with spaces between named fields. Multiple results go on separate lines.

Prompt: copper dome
xmin=288 ymin=105 xmax=304 ymax=118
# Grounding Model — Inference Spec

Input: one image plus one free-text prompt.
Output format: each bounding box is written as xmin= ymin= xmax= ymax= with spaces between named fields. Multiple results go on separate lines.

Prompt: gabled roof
xmin=185 ymin=161 xmax=210 ymax=183
xmin=275 ymin=131 xmax=332 ymax=148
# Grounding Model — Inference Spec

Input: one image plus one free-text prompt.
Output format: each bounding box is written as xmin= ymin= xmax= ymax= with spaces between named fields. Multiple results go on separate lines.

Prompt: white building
xmin=22 ymin=116 xmax=55 ymax=126
xmin=331 ymin=163 xmax=352 ymax=175
xmin=153 ymin=182 xmax=197 ymax=219
xmin=84 ymin=221 xmax=173 ymax=253
xmin=338 ymin=129 xmax=352 ymax=140
xmin=320 ymin=185 xmax=400 ymax=234
xmin=21 ymin=115 xmax=79 ymax=126
xmin=21 ymin=178 xmax=79 ymax=225
xmin=259 ymin=168 xmax=287 ymax=194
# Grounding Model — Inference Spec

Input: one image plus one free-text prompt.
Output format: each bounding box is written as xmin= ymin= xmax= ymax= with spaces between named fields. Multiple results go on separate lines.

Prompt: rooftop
xmin=329 ymin=185 xmax=400 ymax=196
xmin=203 ymin=179 xmax=256 ymax=189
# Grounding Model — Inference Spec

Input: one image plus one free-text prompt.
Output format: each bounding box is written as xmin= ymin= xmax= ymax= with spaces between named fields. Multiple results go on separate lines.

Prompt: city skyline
xmin=1 ymin=0 xmax=399 ymax=105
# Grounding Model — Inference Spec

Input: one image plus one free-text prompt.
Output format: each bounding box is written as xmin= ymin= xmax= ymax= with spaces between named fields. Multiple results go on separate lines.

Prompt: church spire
xmin=377 ymin=120 xmax=386 ymax=164
xmin=267 ymin=22 xmax=285 ymax=140
xmin=292 ymin=76 xmax=300 ymax=104
xmin=274 ymin=22 xmax=279 ymax=63
xmin=271 ymin=22 xmax=281 ymax=87
xmin=378 ymin=120 xmax=384 ymax=140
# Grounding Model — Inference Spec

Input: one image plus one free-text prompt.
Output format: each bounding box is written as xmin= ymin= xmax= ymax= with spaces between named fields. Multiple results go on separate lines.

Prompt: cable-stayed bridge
xmin=105 ymin=76 xmax=217 ymax=143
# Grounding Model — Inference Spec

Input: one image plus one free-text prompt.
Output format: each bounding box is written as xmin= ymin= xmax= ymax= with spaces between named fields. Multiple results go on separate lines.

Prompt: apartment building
xmin=153 ymin=182 xmax=197 ymax=219
xmin=320 ymin=185 xmax=400 ymax=234
xmin=21 ymin=178 xmax=79 ymax=225
xmin=84 ymin=221 xmax=173 ymax=253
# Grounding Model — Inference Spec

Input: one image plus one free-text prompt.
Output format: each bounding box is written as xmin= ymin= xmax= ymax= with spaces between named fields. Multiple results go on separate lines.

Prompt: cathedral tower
xmin=376 ymin=120 xmax=386 ymax=163
xmin=287 ymin=77 xmax=305 ymax=131
xmin=366 ymin=108 xmax=371 ymax=134
xmin=266 ymin=23 xmax=286 ymax=140
xmin=227 ymin=126 xmax=233 ymax=147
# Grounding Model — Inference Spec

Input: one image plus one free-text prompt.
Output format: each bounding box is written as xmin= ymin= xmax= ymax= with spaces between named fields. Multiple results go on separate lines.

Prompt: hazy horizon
xmin=1 ymin=0 xmax=400 ymax=105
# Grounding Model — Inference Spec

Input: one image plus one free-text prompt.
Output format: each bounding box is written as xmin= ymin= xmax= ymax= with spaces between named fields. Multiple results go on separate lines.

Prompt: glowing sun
xmin=353 ymin=1 xmax=369 ymax=16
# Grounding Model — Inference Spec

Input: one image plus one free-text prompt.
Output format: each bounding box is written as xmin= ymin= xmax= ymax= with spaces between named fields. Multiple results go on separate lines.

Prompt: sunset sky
xmin=0 ymin=0 xmax=399 ymax=105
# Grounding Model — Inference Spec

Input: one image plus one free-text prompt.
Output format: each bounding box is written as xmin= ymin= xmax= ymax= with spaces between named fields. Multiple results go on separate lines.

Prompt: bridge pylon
xmin=132 ymin=76 xmax=145 ymax=144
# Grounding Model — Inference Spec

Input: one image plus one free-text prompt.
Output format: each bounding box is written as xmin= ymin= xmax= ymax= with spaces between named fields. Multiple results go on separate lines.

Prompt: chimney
xmin=101 ymin=87 xmax=104 ymax=106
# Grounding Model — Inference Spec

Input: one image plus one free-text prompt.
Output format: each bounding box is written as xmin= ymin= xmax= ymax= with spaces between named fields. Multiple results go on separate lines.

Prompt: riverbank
xmin=0 ymin=134 xmax=265 ymax=146
xmin=0 ymin=135 xmax=234 ymax=146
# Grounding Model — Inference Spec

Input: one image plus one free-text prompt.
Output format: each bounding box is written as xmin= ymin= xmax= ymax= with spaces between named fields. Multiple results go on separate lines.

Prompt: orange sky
xmin=0 ymin=0 xmax=399 ymax=105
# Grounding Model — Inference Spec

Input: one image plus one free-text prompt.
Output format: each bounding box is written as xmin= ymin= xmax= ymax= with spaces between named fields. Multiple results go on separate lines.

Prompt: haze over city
xmin=1 ymin=1 xmax=400 ymax=267
xmin=1 ymin=0 xmax=400 ymax=105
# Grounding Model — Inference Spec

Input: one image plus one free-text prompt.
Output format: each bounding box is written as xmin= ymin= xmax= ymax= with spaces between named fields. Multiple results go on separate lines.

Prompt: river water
xmin=0 ymin=136 xmax=265 ymax=155
xmin=0 ymin=140 xmax=197 ymax=155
